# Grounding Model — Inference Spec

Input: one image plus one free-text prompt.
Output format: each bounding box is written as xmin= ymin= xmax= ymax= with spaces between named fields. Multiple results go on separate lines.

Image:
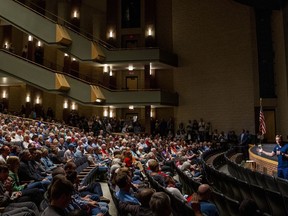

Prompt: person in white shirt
xmin=22 ymin=134 xmax=32 ymax=149
xmin=0 ymin=145 xmax=10 ymax=164
xmin=63 ymin=144 xmax=75 ymax=162
xmin=165 ymin=175 xmax=186 ymax=202
xmin=14 ymin=130 xmax=23 ymax=142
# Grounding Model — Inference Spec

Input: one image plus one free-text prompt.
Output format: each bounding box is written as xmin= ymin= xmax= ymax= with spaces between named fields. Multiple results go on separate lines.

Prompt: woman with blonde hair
xmin=6 ymin=156 xmax=44 ymax=207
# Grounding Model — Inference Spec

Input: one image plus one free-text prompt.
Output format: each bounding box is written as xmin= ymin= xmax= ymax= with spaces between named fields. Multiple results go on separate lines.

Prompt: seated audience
xmin=165 ymin=175 xmax=186 ymax=202
xmin=149 ymin=192 xmax=172 ymax=216
xmin=196 ymin=184 xmax=219 ymax=216
xmin=6 ymin=156 xmax=44 ymax=206
xmin=0 ymin=145 xmax=10 ymax=164
xmin=119 ymin=188 xmax=155 ymax=216
xmin=40 ymin=148 xmax=57 ymax=171
xmin=41 ymin=177 xmax=74 ymax=216
xmin=0 ymin=164 xmax=40 ymax=216
xmin=65 ymin=170 xmax=109 ymax=216
xmin=115 ymin=170 xmax=140 ymax=205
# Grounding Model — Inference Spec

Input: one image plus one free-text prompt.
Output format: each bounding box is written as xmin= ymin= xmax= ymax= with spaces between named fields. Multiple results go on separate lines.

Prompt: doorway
xmin=126 ymin=76 xmax=138 ymax=90
xmin=264 ymin=110 xmax=276 ymax=142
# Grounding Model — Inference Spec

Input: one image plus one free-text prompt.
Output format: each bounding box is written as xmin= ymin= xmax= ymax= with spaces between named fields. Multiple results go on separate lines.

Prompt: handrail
xmin=11 ymin=0 xmax=165 ymax=51
xmin=12 ymin=0 xmax=115 ymax=50
xmin=0 ymin=48 xmax=113 ymax=89
xmin=1 ymin=49 xmax=176 ymax=93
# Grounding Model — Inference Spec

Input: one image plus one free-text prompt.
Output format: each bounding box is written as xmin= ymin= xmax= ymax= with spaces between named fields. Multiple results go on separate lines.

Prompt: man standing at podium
xmin=259 ymin=135 xmax=288 ymax=179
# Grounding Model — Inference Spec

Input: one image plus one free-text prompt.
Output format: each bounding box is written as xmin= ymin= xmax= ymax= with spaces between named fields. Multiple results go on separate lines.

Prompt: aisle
xmin=100 ymin=182 xmax=118 ymax=215
xmin=218 ymin=164 xmax=229 ymax=175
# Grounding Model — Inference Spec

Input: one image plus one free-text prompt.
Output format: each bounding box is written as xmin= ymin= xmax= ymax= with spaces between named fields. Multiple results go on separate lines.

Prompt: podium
xmin=244 ymin=160 xmax=256 ymax=170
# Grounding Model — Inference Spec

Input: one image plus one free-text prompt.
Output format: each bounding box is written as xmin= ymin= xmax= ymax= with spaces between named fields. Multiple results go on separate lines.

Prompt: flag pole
xmin=259 ymin=98 xmax=262 ymax=146
xmin=259 ymin=98 xmax=265 ymax=147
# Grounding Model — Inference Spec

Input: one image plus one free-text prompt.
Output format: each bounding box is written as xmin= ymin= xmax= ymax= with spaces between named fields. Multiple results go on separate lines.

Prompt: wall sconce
xmin=63 ymin=100 xmax=68 ymax=109
xmin=28 ymin=35 xmax=33 ymax=41
xmin=71 ymin=102 xmax=77 ymax=110
xmin=96 ymin=99 xmax=102 ymax=103
xmin=3 ymin=41 xmax=9 ymax=49
xmin=146 ymin=27 xmax=154 ymax=37
xmin=35 ymin=96 xmax=41 ymax=104
xmin=109 ymin=110 xmax=113 ymax=118
xmin=72 ymin=58 xmax=76 ymax=61
xmin=150 ymin=108 xmax=155 ymax=118
xmin=37 ymin=41 xmax=42 ymax=47
xmin=148 ymin=28 xmax=152 ymax=36
xmin=72 ymin=10 xmax=79 ymax=19
xmin=2 ymin=90 xmax=7 ymax=99
xmin=103 ymin=64 xmax=109 ymax=73
xmin=129 ymin=105 xmax=134 ymax=110
xmin=109 ymin=106 xmax=115 ymax=118
xmin=128 ymin=65 xmax=134 ymax=71
xmin=26 ymin=95 xmax=31 ymax=103
xmin=103 ymin=108 xmax=108 ymax=117
xmin=108 ymin=30 xmax=115 ymax=39
xmin=149 ymin=63 xmax=154 ymax=75
xmin=109 ymin=31 xmax=113 ymax=38
xmin=64 ymin=53 xmax=69 ymax=57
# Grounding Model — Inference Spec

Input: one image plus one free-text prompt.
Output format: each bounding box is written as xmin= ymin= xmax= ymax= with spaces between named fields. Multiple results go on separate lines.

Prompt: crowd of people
xmin=0 ymin=112 xmax=262 ymax=216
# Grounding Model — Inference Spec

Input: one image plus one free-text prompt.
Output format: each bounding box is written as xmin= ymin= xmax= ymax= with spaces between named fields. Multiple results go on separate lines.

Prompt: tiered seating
xmin=264 ymin=188 xmax=286 ymax=215
xmin=176 ymin=151 xmax=240 ymax=216
xmin=210 ymin=190 xmax=240 ymax=216
xmin=75 ymin=157 xmax=98 ymax=185
xmin=275 ymin=177 xmax=288 ymax=196
xmin=146 ymin=172 xmax=195 ymax=216
xmin=107 ymin=182 xmax=122 ymax=216
xmin=203 ymin=148 xmax=278 ymax=215
xmin=223 ymin=147 xmax=288 ymax=215
xmin=173 ymin=162 xmax=200 ymax=195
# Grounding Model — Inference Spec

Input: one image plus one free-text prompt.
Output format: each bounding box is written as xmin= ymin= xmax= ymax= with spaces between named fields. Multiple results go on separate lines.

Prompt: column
xmin=145 ymin=105 xmax=151 ymax=134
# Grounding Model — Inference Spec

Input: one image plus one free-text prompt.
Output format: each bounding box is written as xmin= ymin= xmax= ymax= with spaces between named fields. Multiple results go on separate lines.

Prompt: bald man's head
xmin=197 ymin=184 xmax=211 ymax=200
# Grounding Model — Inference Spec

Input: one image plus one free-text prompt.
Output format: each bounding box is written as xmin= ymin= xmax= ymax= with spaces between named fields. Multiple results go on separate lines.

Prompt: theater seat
xmin=264 ymin=188 xmax=286 ymax=216
xmin=236 ymin=179 xmax=252 ymax=200
xmin=224 ymin=195 xmax=240 ymax=216
xmin=211 ymin=191 xmax=229 ymax=216
xmin=276 ymin=177 xmax=288 ymax=196
xmin=282 ymin=195 xmax=288 ymax=215
xmin=264 ymin=174 xmax=279 ymax=192
xmin=246 ymin=169 xmax=258 ymax=185
xmin=249 ymin=184 xmax=271 ymax=215
xmin=254 ymin=171 xmax=267 ymax=188
xmin=227 ymin=175 xmax=243 ymax=202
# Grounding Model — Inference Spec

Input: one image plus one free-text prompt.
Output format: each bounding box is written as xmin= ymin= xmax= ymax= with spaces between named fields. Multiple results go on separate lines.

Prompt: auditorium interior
xmin=1 ymin=0 xmax=288 ymax=140
xmin=1 ymin=0 xmax=288 ymax=215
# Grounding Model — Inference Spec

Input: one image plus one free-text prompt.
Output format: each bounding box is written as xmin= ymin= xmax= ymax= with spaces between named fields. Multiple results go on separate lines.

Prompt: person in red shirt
xmin=123 ymin=151 xmax=133 ymax=168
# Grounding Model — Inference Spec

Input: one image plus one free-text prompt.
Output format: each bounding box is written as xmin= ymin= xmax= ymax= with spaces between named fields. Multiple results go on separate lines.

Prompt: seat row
xmin=74 ymin=156 xmax=98 ymax=185
xmin=203 ymin=148 xmax=288 ymax=216
xmin=175 ymin=157 xmax=241 ymax=216
xmin=225 ymin=148 xmax=288 ymax=196
xmin=146 ymin=172 xmax=195 ymax=216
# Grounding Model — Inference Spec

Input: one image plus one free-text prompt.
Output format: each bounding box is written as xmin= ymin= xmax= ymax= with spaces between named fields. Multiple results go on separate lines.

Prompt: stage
xmin=250 ymin=144 xmax=277 ymax=161
xmin=249 ymin=144 xmax=278 ymax=175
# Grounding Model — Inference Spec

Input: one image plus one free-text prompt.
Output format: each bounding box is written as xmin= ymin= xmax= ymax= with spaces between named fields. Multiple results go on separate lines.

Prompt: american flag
xmin=259 ymin=105 xmax=266 ymax=135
